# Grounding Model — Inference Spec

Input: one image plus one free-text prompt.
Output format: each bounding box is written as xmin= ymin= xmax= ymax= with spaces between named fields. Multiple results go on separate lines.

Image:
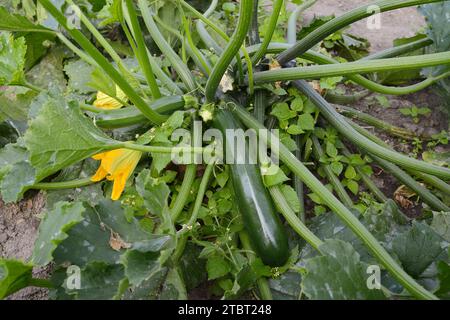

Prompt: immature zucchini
xmin=95 ymin=95 xmax=186 ymax=129
xmin=213 ymin=109 xmax=289 ymax=267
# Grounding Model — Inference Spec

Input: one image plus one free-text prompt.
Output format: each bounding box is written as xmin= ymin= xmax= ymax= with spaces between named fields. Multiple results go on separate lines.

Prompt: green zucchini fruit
xmin=213 ymin=108 xmax=289 ymax=267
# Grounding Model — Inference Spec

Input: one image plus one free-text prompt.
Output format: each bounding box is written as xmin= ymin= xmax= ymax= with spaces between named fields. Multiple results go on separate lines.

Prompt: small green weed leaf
xmin=270 ymin=102 xmax=296 ymax=121
xmin=297 ymin=113 xmax=315 ymax=131
xmin=207 ymin=255 xmax=231 ymax=280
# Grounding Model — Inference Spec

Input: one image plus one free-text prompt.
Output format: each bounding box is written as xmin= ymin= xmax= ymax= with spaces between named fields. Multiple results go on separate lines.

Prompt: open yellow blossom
xmin=93 ymin=85 xmax=128 ymax=110
xmin=91 ymin=149 xmax=142 ymax=200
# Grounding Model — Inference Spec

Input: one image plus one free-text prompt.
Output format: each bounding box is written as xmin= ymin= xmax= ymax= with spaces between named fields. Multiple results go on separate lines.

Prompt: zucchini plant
xmin=0 ymin=0 xmax=449 ymax=300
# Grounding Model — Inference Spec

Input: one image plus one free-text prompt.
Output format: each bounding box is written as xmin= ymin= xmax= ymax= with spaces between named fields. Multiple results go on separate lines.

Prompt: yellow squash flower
xmin=93 ymin=85 xmax=128 ymax=110
xmin=91 ymin=149 xmax=142 ymax=200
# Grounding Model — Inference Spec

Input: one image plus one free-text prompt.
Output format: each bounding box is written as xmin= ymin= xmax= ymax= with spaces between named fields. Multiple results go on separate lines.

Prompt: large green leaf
xmin=64 ymin=59 xmax=95 ymax=94
xmin=0 ymin=259 xmax=33 ymax=300
xmin=0 ymin=32 xmax=26 ymax=85
xmin=121 ymin=250 xmax=161 ymax=286
xmin=32 ymin=201 xmax=86 ymax=266
xmin=54 ymin=200 xmax=168 ymax=267
xmin=54 ymin=205 xmax=121 ymax=267
xmin=24 ymin=91 xmax=120 ymax=181
xmin=302 ymin=240 xmax=386 ymax=300
xmin=178 ymin=243 xmax=207 ymax=291
xmin=0 ymin=87 xmax=35 ymax=122
xmin=269 ymin=271 xmax=302 ymax=300
xmin=135 ymin=169 xmax=170 ymax=215
xmin=0 ymin=6 xmax=53 ymax=33
xmin=0 ymin=139 xmax=36 ymax=203
xmin=431 ymin=211 xmax=450 ymax=242
xmin=436 ymin=260 xmax=450 ymax=298
xmin=159 ymin=267 xmax=187 ymax=299
xmin=66 ymin=262 xmax=126 ymax=300
xmin=391 ymin=221 xmax=446 ymax=278
xmin=26 ymin=46 xmax=66 ymax=90
xmin=123 ymin=266 xmax=187 ymax=300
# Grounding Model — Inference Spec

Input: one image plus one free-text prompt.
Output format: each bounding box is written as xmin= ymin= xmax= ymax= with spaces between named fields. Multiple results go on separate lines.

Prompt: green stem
xmin=292 ymin=80 xmax=450 ymax=179
xmin=363 ymin=37 xmax=433 ymax=61
xmin=138 ymin=0 xmax=196 ymax=92
xmin=413 ymin=171 xmax=450 ymax=196
xmin=269 ymin=186 xmax=323 ymax=251
xmin=294 ymin=135 xmax=306 ymax=222
xmin=80 ymin=103 xmax=104 ymax=113
xmin=324 ymin=90 xmax=370 ymax=104
xmin=230 ymin=100 xmax=437 ymax=300
xmin=171 ymin=164 xmax=197 ymax=221
xmin=181 ymin=13 xmax=211 ymax=75
xmin=185 ymin=162 xmax=215 ymax=229
xmin=19 ymin=80 xmax=43 ymax=92
xmin=29 ymin=278 xmax=54 ymax=288
xmin=369 ymin=153 xmax=449 ymax=212
xmin=287 ymin=0 xmax=317 ymax=44
xmin=120 ymin=9 xmax=182 ymax=95
xmin=30 ymin=177 xmax=95 ymax=190
xmin=335 ymin=105 xmax=428 ymax=141
xmin=204 ymin=0 xmax=253 ymax=102
xmin=66 ymin=0 xmax=123 ymax=66
xmin=346 ymin=119 xmax=450 ymax=201
xmin=248 ymin=0 xmax=260 ymax=45
xmin=251 ymin=0 xmax=283 ymax=65
xmin=153 ymin=12 xmax=210 ymax=76
xmin=311 ymin=136 xmax=354 ymax=207
xmin=254 ymin=52 xmax=450 ymax=84
xmin=124 ymin=0 xmax=161 ymax=99
xmin=37 ymin=0 xmax=167 ymax=125
xmin=253 ymin=89 xmax=266 ymax=130
xmin=178 ymin=0 xmax=245 ymax=70
xmin=277 ymin=0 xmax=446 ymax=64
xmin=246 ymin=42 xmax=449 ymax=95
xmin=56 ymin=33 xmax=98 ymax=67
xmin=122 ymin=142 xmax=204 ymax=154
xmin=195 ymin=0 xmax=220 ymax=53
xmin=239 ymin=231 xmax=273 ymax=300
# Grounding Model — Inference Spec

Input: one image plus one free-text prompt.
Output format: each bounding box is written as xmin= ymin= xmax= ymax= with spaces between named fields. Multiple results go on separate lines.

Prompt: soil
xmin=288 ymin=0 xmax=426 ymax=52
xmin=0 ymin=192 xmax=50 ymax=299
xmin=0 ymin=1 xmax=446 ymax=300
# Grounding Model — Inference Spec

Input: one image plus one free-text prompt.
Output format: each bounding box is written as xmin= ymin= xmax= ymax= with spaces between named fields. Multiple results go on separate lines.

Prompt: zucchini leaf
xmin=0 ymin=32 xmax=26 ymax=85
xmin=24 ymin=91 xmax=120 ymax=181
xmin=32 ymin=201 xmax=86 ymax=266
